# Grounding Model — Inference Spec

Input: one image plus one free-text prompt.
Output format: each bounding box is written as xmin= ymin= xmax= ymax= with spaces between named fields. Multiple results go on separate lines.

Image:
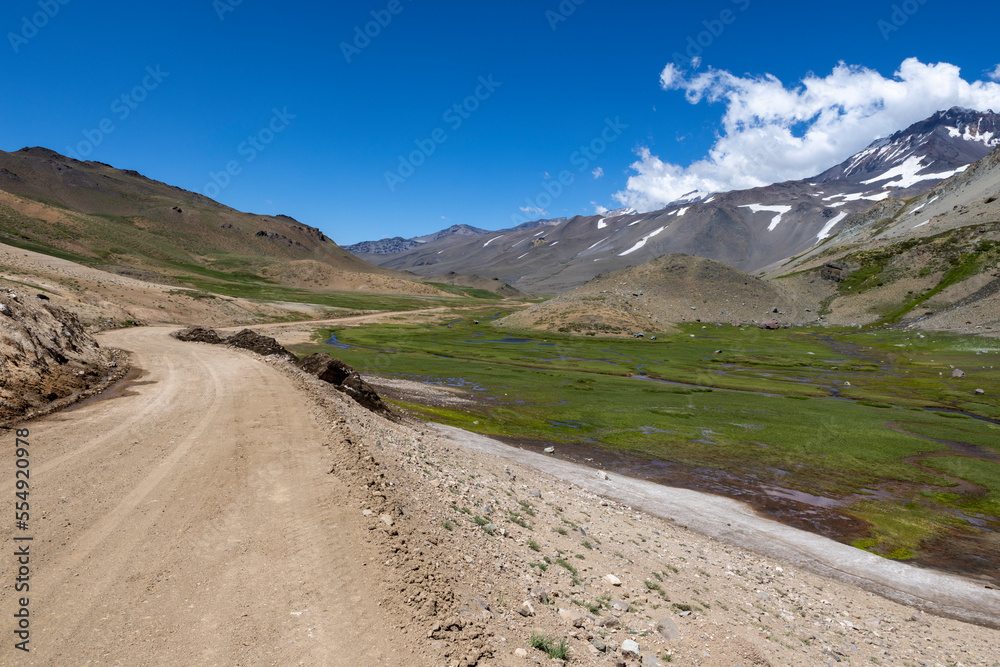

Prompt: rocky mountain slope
xmin=762 ymin=141 xmax=1000 ymax=333
xmin=353 ymin=108 xmax=1000 ymax=294
xmin=498 ymin=134 xmax=1000 ymax=335
xmin=344 ymin=220 xmax=567 ymax=257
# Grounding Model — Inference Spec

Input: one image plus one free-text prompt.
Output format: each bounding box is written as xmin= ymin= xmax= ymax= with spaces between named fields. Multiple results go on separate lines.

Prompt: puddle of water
xmin=548 ymin=420 xmax=588 ymax=430
xmin=325 ymin=333 xmax=355 ymax=350
xmin=922 ymin=407 xmax=1000 ymax=426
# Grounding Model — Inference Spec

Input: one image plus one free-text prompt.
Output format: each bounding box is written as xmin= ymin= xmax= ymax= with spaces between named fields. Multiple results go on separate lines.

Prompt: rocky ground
xmin=267 ymin=354 xmax=1000 ymax=666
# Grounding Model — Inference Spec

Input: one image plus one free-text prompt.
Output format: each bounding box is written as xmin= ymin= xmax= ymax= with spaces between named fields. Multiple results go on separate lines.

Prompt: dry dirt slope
xmin=498 ymin=254 xmax=826 ymax=336
xmin=0 ymin=287 xmax=120 ymax=426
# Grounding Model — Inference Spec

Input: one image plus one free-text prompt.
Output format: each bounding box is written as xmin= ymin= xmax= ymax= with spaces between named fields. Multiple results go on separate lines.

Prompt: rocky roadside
xmin=0 ymin=287 xmax=127 ymax=427
xmin=261 ymin=357 xmax=1000 ymax=667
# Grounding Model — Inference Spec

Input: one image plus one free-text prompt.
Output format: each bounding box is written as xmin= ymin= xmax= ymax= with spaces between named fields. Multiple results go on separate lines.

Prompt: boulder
xmin=225 ymin=329 xmax=296 ymax=361
xmin=821 ymin=261 xmax=851 ymax=282
xmin=621 ymin=639 xmax=641 ymax=659
xmin=655 ymin=617 xmax=681 ymax=641
xmin=952 ymin=368 xmax=966 ymax=378
xmin=758 ymin=320 xmax=781 ymax=330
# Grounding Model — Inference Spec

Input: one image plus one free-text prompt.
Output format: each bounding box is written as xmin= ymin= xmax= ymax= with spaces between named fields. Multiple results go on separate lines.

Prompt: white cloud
xmin=989 ymin=65 xmax=1000 ymax=82
xmin=592 ymin=167 xmax=604 ymax=179
xmin=615 ymin=58 xmax=1000 ymax=211
xmin=591 ymin=201 xmax=608 ymax=215
xmin=520 ymin=205 xmax=546 ymax=216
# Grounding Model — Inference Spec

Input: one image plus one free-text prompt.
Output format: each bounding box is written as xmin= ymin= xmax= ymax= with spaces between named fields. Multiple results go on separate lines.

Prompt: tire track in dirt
xmin=2 ymin=327 xmax=418 ymax=666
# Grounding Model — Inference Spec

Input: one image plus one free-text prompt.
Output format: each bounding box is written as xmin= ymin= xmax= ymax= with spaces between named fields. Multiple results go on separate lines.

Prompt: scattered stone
xmin=559 ymin=608 xmax=586 ymax=627
xmin=590 ymin=637 xmax=607 ymax=652
xmin=599 ymin=616 xmax=621 ymax=628
xmin=610 ymin=600 xmax=629 ymax=612
xmin=621 ymin=638 xmax=641 ymax=659
xmin=380 ymin=514 xmax=394 ymax=527
xmin=528 ymin=489 xmax=542 ymax=498
xmin=543 ymin=447 xmax=555 ymax=454
xmin=35 ymin=293 xmax=50 ymax=301
xmin=604 ymin=574 xmax=622 ymax=586
xmin=597 ymin=470 xmax=609 ymax=480
xmin=517 ymin=601 xmax=535 ymax=617
xmin=975 ymin=388 xmax=985 ymax=395
xmin=655 ymin=617 xmax=681 ymax=641
xmin=952 ymin=368 xmax=966 ymax=378
xmin=758 ymin=320 xmax=780 ymax=330
xmin=642 ymin=654 xmax=659 ymax=667
xmin=514 ymin=647 xmax=528 ymax=658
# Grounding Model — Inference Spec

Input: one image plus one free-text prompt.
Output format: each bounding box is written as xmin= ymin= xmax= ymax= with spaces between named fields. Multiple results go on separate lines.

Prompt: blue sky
xmin=2 ymin=0 xmax=999 ymax=245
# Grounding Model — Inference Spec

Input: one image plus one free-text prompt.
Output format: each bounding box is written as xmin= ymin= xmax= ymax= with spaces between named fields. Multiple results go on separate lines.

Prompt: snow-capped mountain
xmin=349 ymin=108 xmax=1000 ymax=292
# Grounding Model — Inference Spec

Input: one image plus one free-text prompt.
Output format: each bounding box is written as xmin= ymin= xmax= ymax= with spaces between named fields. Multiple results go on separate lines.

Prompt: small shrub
xmin=528 ymin=540 xmax=541 ymax=552
xmin=529 ymin=632 xmax=569 ymax=660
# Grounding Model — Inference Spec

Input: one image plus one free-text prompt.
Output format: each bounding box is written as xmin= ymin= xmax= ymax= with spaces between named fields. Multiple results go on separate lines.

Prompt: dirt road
xmin=0 ymin=327 xmax=417 ymax=666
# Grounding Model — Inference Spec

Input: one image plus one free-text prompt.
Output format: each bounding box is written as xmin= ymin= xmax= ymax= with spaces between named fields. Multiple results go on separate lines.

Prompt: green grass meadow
xmin=293 ymin=309 xmax=1000 ymax=564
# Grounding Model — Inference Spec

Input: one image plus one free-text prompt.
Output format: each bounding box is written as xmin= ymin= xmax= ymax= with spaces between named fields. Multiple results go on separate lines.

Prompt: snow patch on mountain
xmin=740 ymin=204 xmax=793 ymax=231
xmin=619 ymin=226 xmax=667 ymax=256
xmin=483 ymin=235 xmax=503 ymax=247
xmin=861 ymin=156 xmax=970 ymax=190
xmin=816 ymin=211 xmax=849 ymax=241
xmin=947 ymin=125 xmax=999 ymax=146
xmin=597 ymin=218 xmax=608 ymax=229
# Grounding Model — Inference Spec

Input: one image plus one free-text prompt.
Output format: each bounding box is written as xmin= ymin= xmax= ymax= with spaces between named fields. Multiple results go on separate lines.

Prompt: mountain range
xmin=349 ymin=108 xmax=1000 ymax=293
